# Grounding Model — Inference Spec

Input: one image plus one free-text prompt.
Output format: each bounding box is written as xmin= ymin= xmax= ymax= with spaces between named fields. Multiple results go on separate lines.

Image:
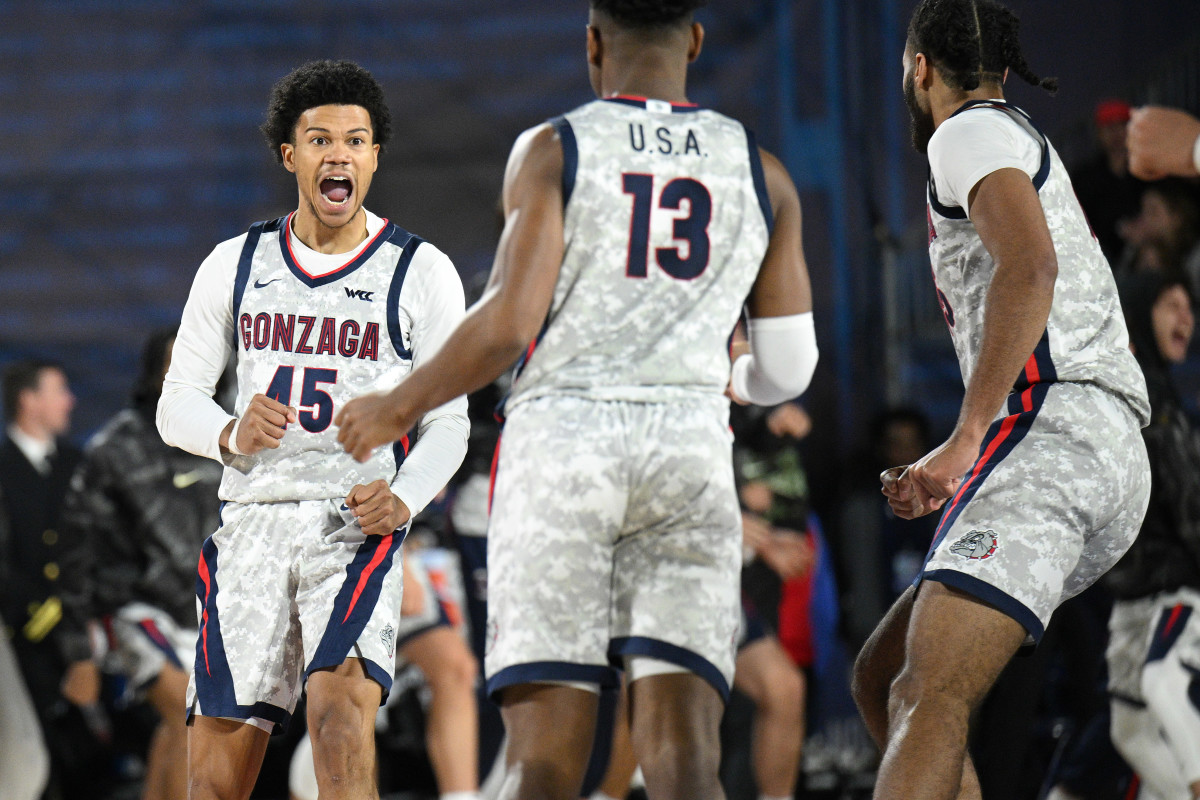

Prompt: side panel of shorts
xmin=919 ymin=382 xmax=1150 ymax=641
xmin=485 ymin=396 xmax=740 ymax=700
xmin=1108 ymin=588 xmax=1200 ymax=704
xmin=109 ymin=602 xmax=196 ymax=690
xmin=189 ymin=500 xmax=404 ymax=733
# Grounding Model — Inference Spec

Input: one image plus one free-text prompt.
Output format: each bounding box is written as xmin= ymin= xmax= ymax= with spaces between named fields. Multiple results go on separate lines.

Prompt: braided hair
xmin=261 ymin=60 xmax=392 ymax=164
xmin=590 ymin=0 xmax=707 ymax=28
xmin=908 ymin=0 xmax=1057 ymax=95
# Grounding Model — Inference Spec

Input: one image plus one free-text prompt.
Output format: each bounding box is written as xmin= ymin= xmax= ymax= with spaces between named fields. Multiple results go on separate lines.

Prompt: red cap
xmin=1095 ymin=99 xmax=1132 ymax=127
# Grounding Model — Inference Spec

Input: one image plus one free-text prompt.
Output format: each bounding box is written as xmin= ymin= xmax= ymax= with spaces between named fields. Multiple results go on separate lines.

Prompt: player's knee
xmin=431 ymin=641 xmax=477 ymax=691
xmin=506 ymin=756 xmax=582 ymax=800
xmin=636 ymin=735 xmax=721 ymax=799
xmin=307 ymin=682 xmax=377 ymax=752
xmin=761 ymin=663 xmax=805 ymax=724
xmin=888 ymin=665 xmax=969 ymax=726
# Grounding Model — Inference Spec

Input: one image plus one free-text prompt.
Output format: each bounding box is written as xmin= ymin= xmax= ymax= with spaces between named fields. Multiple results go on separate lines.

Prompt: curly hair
xmin=590 ymin=0 xmax=707 ymax=28
xmin=260 ymin=60 xmax=392 ymax=163
xmin=908 ymin=0 xmax=1057 ymax=95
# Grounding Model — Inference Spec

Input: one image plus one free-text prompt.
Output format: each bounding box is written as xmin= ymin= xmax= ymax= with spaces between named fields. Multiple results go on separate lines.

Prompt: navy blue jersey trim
xmin=550 ymin=116 xmax=578 ymax=207
xmin=385 ymin=228 xmax=421 ymax=361
xmin=602 ymin=96 xmax=703 ymax=113
xmin=609 ymin=636 xmax=731 ymax=702
xmin=278 ymin=216 xmax=398 ymax=289
xmin=927 ymin=172 xmax=968 ymax=220
xmin=919 ymin=569 xmax=1045 ymax=642
xmin=232 ymin=219 xmax=279 ymax=330
xmin=744 ymin=127 xmax=775 ymax=236
xmin=486 ymin=661 xmax=619 ymax=702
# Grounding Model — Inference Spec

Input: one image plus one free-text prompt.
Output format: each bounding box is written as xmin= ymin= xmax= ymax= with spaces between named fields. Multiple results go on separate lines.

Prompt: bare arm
xmin=728 ymin=149 xmax=818 ymax=405
xmin=336 ymin=124 xmax=565 ymax=461
xmin=892 ymin=168 xmax=1057 ymax=517
xmin=745 ymin=149 xmax=812 ymax=318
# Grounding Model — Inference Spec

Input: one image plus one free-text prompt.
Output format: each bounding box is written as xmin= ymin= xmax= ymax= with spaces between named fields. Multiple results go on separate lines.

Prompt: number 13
xmin=622 ymin=174 xmax=712 ymax=280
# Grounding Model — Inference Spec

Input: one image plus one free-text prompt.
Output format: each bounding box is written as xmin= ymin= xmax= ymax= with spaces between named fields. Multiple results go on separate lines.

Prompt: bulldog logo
xmin=381 ymin=624 xmax=395 ymax=658
xmin=949 ymin=530 xmax=998 ymax=560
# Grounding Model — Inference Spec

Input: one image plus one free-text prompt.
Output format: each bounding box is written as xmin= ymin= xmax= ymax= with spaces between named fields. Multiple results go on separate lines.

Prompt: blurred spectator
xmin=1128 ymin=106 xmax=1200 ymax=181
xmin=55 ymin=328 xmax=222 ymax=800
xmin=0 ymin=486 xmax=51 ymax=800
xmin=835 ymin=407 xmax=939 ymax=649
xmin=0 ymin=359 xmax=105 ymax=798
xmin=1117 ymin=180 xmax=1200 ymax=291
xmin=1071 ymin=100 xmax=1147 ymax=265
xmin=1103 ymin=272 xmax=1200 ymax=800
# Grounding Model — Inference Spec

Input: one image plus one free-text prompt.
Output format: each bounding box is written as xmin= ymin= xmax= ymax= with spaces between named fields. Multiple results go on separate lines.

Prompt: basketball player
xmin=336 ymin=2 xmax=817 ymax=798
xmin=157 ymin=60 xmax=468 ymax=800
xmin=850 ymin=2 xmax=1152 ymax=799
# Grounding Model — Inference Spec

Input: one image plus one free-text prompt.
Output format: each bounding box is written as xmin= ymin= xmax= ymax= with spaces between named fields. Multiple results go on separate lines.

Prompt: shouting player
xmin=157 ymin=60 xmax=468 ymax=800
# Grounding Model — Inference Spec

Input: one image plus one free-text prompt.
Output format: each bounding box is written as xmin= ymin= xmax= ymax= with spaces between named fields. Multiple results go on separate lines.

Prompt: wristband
xmin=226 ymin=416 xmax=246 ymax=456
xmin=1192 ymin=134 xmax=1200 ymax=174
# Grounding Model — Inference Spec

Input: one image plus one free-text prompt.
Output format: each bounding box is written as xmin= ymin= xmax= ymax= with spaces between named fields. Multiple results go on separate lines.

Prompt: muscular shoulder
xmin=507 ymin=123 xmax=565 ymax=185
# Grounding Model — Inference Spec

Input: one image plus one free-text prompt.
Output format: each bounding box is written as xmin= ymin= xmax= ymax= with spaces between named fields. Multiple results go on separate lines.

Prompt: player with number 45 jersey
xmin=156 ymin=60 xmax=467 ymax=799
xmin=335 ymin=3 xmax=818 ymax=799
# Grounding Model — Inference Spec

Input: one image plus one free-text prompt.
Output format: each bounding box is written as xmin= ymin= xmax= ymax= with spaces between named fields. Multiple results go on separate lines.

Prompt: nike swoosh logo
xmin=253 ymin=278 xmax=280 ymax=289
xmin=173 ymin=470 xmax=205 ymax=489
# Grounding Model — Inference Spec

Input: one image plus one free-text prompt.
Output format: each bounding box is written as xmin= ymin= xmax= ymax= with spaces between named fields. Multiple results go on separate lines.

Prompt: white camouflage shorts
xmin=106 ymin=602 xmax=195 ymax=692
xmin=485 ymin=395 xmax=742 ymax=700
xmin=918 ymin=382 xmax=1150 ymax=642
xmin=1107 ymin=587 xmax=1200 ymax=704
xmin=188 ymin=499 xmax=406 ymax=733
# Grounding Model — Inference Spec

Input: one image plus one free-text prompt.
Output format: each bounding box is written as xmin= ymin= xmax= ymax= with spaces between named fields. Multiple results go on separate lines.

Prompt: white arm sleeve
xmin=157 ymin=241 xmax=240 ymax=462
xmin=730 ymin=312 xmax=818 ymax=407
xmin=389 ymin=248 xmax=470 ymax=518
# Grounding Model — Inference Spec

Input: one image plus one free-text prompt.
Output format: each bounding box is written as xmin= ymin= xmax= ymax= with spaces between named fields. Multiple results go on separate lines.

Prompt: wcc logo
xmin=345 ymin=288 xmax=374 ymax=302
xmin=949 ymin=530 xmax=998 ymax=560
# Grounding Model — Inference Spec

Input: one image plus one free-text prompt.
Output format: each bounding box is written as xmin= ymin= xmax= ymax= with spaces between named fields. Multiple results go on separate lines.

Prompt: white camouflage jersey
xmin=221 ymin=213 xmax=441 ymax=501
xmin=504 ymin=96 xmax=773 ymax=413
xmin=926 ymin=100 xmax=1150 ymax=424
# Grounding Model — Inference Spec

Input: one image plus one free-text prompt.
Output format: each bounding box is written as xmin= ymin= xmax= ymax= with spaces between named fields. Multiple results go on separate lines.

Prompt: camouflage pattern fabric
xmin=485 ymin=395 xmax=742 ymax=699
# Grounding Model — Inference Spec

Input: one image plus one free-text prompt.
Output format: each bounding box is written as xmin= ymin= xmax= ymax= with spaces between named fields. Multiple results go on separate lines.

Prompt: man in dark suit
xmin=0 ymin=359 xmax=88 ymax=797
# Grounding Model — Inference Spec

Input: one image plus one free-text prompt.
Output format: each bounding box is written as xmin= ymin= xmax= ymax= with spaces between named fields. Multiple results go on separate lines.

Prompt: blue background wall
xmin=2 ymin=0 xmax=1198 ymax=461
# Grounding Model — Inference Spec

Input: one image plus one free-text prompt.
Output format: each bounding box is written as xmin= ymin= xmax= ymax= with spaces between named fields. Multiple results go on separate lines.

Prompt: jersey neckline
xmin=602 ymin=95 xmax=703 ymax=113
xmin=279 ymin=211 xmax=395 ymax=288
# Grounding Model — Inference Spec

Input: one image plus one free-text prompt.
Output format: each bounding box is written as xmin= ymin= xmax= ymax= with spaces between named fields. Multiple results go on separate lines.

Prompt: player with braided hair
xmin=337 ymin=1 xmax=817 ymax=799
xmin=850 ymin=1 xmax=1151 ymax=798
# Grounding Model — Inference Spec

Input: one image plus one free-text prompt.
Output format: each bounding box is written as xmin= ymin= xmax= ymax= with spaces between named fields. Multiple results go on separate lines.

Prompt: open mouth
xmin=320 ymin=176 xmax=353 ymax=207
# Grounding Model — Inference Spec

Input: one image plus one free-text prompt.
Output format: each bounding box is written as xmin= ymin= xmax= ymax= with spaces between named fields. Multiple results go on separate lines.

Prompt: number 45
xmin=265 ymin=366 xmax=338 ymax=433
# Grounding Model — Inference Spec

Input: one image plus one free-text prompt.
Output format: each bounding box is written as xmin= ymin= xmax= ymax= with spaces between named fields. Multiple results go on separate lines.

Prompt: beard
xmin=904 ymin=70 xmax=936 ymax=155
